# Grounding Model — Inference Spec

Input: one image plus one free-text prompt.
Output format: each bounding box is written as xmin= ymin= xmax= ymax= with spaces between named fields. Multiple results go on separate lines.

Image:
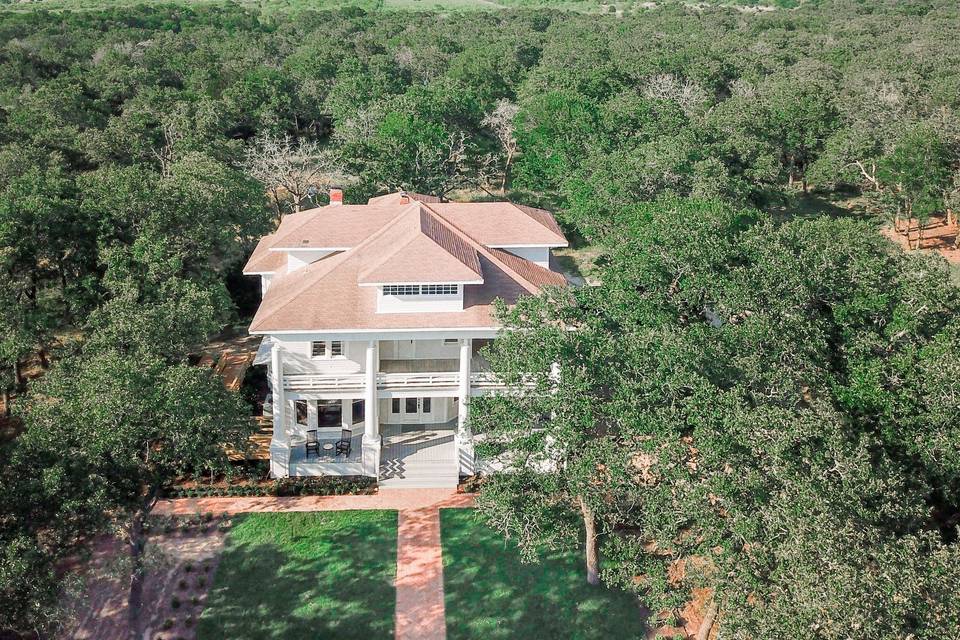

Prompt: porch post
xmin=269 ymin=341 xmax=291 ymax=478
xmin=457 ymin=339 xmax=475 ymax=475
xmin=362 ymin=340 xmax=381 ymax=478
xmin=341 ymin=398 xmax=353 ymax=431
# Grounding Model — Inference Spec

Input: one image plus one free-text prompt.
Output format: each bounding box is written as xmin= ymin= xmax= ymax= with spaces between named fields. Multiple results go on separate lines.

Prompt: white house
xmin=244 ymin=189 xmax=568 ymax=487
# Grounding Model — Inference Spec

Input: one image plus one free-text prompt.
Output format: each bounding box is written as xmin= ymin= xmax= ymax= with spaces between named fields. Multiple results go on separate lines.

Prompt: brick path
xmin=154 ymin=488 xmax=475 ymax=640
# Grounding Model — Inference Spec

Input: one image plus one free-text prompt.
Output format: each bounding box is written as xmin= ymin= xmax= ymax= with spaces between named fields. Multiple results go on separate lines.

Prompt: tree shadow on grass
xmin=196 ymin=510 xmax=397 ymax=640
xmin=440 ymin=509 xmax=646 ymax=640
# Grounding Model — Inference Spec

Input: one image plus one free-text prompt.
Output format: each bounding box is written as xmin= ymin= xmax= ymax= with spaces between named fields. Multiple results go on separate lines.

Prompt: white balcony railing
xmin=283 ymin=370 xmax=530 ymax=392
xmin=378 ymin=372 xmax=460 ymax=388
xmin=284 ymin=373 xmax=366 ymax=391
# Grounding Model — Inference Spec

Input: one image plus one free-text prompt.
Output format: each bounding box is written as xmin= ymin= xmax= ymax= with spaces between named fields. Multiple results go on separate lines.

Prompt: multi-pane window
xmin=422 ymin=284 xmax=458 ymax=295
xmin=311 ymin=341 xmax=343 ymax=359
xmin=382 ymin=284 xmax=459 ymax=296
xmin=383 ymin=284 xmax=420 ymax=296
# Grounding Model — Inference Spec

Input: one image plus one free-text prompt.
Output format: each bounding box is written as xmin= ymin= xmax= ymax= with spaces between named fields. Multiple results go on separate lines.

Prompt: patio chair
xmin=305 ymin=429 xmax=320 ymax=458
xmin=335 ymin=428 xmax=352 ymax=457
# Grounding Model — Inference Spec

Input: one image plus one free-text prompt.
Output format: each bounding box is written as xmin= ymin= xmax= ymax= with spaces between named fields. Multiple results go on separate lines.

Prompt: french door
xmin=392 ymin=397 xmax=433 ymax=423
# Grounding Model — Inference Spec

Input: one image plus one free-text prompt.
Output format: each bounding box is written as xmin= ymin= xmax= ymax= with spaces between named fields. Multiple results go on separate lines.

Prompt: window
xmin=382 ymin=284 xmax=459 ymax=296
xmin=384 ymin=284 xmax=420 ymax=296
xmin=311 ymin=341 xmax=344 ymax=359
xmin=422 ymin=397 xmax=432 ymax=413
xmin=443 ymin=338 xmax=459 ymax=346
xmin=422 ymin=284 xmax=458 ymax=295
xmin=391 ymin=398 xmax=401 ymax=413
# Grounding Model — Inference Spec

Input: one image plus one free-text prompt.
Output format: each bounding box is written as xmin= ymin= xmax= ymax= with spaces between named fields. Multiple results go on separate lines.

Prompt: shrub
xmin=178 ymin=579 xmax=188 ymax=590
xmin=171 ymin=597 xmax=181 ymax=609
xmin=161 ymin=618 xmax=174 ymax=630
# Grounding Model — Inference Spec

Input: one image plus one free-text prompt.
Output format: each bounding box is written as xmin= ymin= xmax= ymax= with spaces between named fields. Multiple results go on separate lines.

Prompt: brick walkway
xmin=154 ymin=489 xmax=475 ymax=640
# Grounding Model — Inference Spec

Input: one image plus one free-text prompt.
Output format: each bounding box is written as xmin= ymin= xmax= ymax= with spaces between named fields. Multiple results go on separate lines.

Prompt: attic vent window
xmin=383 ymin=285 xmax=421 ymax=296
xmin=383 ymin=284 xmax=459 ymax=296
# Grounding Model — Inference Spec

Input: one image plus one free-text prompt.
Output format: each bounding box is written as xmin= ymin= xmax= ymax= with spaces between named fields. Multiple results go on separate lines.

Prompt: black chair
xmin=335 ymin=428 xmax=352 ymax=457
xmin=305 ymin=430 xmax=320 ymax=458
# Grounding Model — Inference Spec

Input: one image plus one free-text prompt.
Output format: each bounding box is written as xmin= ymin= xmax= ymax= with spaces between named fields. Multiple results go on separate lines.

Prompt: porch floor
xmin=381 ymin=421 xmax=457 ymax=464
xmin=380 ymin=421 xmax=459 ymax=487
xmin=289 ymin=432 xmax=364 ymax=465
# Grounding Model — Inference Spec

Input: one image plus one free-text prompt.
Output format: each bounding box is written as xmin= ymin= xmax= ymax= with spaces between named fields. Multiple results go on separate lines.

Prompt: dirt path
xmin=881 ymin=214 xmax=960 ymax=263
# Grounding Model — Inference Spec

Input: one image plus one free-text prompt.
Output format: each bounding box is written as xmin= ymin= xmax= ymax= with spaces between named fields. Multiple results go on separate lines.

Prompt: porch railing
xmin=282 ymin=370 xmax=532 ymax=391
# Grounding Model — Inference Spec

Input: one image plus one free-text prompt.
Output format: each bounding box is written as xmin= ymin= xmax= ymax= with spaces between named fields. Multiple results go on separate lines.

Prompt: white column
xmin=307 ymin=401 xmax=318 ymax=430
xmin=456 ymin=339 xmax=475 ymax=475
xmin=362 ymin=341 xmax=381 ymax=477
xmin=341 ymin=398 xmax=353 ymax=431
xmin=269 ymin=342 xmax=291 ymax=478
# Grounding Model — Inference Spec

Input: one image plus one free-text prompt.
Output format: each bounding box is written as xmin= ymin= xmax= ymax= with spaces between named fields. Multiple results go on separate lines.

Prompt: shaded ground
xmin=881 ymin=213 xmax=960 ymax=264
xmin=440 ymin=509 xmax=647 ymax=640
xmin=62 ymin=515 xmax=229 ymax=640
xmin=196 ymin=511 xmax=398 ymax=640
xmin=766 ymin=192 xmax=869 ymax=224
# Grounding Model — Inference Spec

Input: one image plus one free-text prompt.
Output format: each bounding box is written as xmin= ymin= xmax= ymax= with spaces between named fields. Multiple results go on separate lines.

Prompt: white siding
xmin=379 ymin=339 xmax=460 ymax=360
xmin=376 ymin=287 xmax=464 ymax=313
xmin=276 ymin=338 xmax=365 ymax=374
xmin=501 ymin=246 xmax=550 ymax=267
xmin=286 ymin=249 xmax=335 ymax=273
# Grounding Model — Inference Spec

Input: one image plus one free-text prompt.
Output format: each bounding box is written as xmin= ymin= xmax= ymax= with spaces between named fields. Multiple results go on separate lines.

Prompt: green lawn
xmin=197 ymin=511 xmax=398 ymax=640
xmin=440 ymin=509 xmax=647 ymax=640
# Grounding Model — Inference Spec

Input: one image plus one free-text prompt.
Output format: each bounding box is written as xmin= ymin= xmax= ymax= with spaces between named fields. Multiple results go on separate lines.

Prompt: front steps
xmin=379 ymin=459 xmax=459 ymax=488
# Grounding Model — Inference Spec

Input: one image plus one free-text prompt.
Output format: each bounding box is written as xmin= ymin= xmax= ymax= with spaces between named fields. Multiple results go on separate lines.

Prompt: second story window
xmin=311 ymin=341 xmax=343 ymax=359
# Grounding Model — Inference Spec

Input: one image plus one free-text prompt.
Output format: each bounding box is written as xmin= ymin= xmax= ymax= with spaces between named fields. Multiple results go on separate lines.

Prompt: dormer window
xmin=383 ymin=284 xmax=459 ymax=296
xmin=311 ymin=341 xmax=343 ymax=359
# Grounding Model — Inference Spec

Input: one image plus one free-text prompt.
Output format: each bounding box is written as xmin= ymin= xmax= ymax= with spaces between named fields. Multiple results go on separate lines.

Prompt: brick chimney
xmin=398 ymin=191 xmax=410 ymax=205
xmin=329 ymin=187 xmax=343 ymax=206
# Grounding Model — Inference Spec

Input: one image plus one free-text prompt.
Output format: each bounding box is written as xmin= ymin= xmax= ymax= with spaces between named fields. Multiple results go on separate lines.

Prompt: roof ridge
xmin=419 ymin=202 xmax=543 ymax=294
xmin=418 ymin=208 xmax=482 ymax=276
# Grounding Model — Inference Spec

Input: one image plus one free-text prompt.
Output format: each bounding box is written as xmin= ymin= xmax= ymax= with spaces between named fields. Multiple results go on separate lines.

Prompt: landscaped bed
xmin=440 ymin=509 xmax=647 ymax=640
xmin=196 ymin=511 xmax=398 ymax=640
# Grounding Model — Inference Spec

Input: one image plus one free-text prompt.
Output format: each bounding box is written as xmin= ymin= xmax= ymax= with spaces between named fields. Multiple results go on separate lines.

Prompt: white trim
xmin=251 ymin=326 xmax=499 ymax=335
xmin=243 ymin=270 xmax=278 ymax=276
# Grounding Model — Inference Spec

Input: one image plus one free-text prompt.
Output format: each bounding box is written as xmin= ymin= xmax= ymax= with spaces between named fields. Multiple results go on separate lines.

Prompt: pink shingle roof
xmin=358 ymin=207 xmax=483 ymax=284
xmin=429 ymin=202 xmax=567 ymax=246
xmin=246 ymin=192 xmax=569 ymax=332
xmin=243 ymin=234 xmax=286 ymax=273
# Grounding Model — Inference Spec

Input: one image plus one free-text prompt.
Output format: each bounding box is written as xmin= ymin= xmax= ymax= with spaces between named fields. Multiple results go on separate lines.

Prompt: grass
xmin=440 ymin=509 xmax=647 ymax=640
xmin=197 ymin=511 xmax=398 ymax=640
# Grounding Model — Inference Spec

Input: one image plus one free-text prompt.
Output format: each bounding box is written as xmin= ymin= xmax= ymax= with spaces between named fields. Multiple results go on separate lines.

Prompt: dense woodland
xmin=1 ymin=1 xmax=960 ymax=638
